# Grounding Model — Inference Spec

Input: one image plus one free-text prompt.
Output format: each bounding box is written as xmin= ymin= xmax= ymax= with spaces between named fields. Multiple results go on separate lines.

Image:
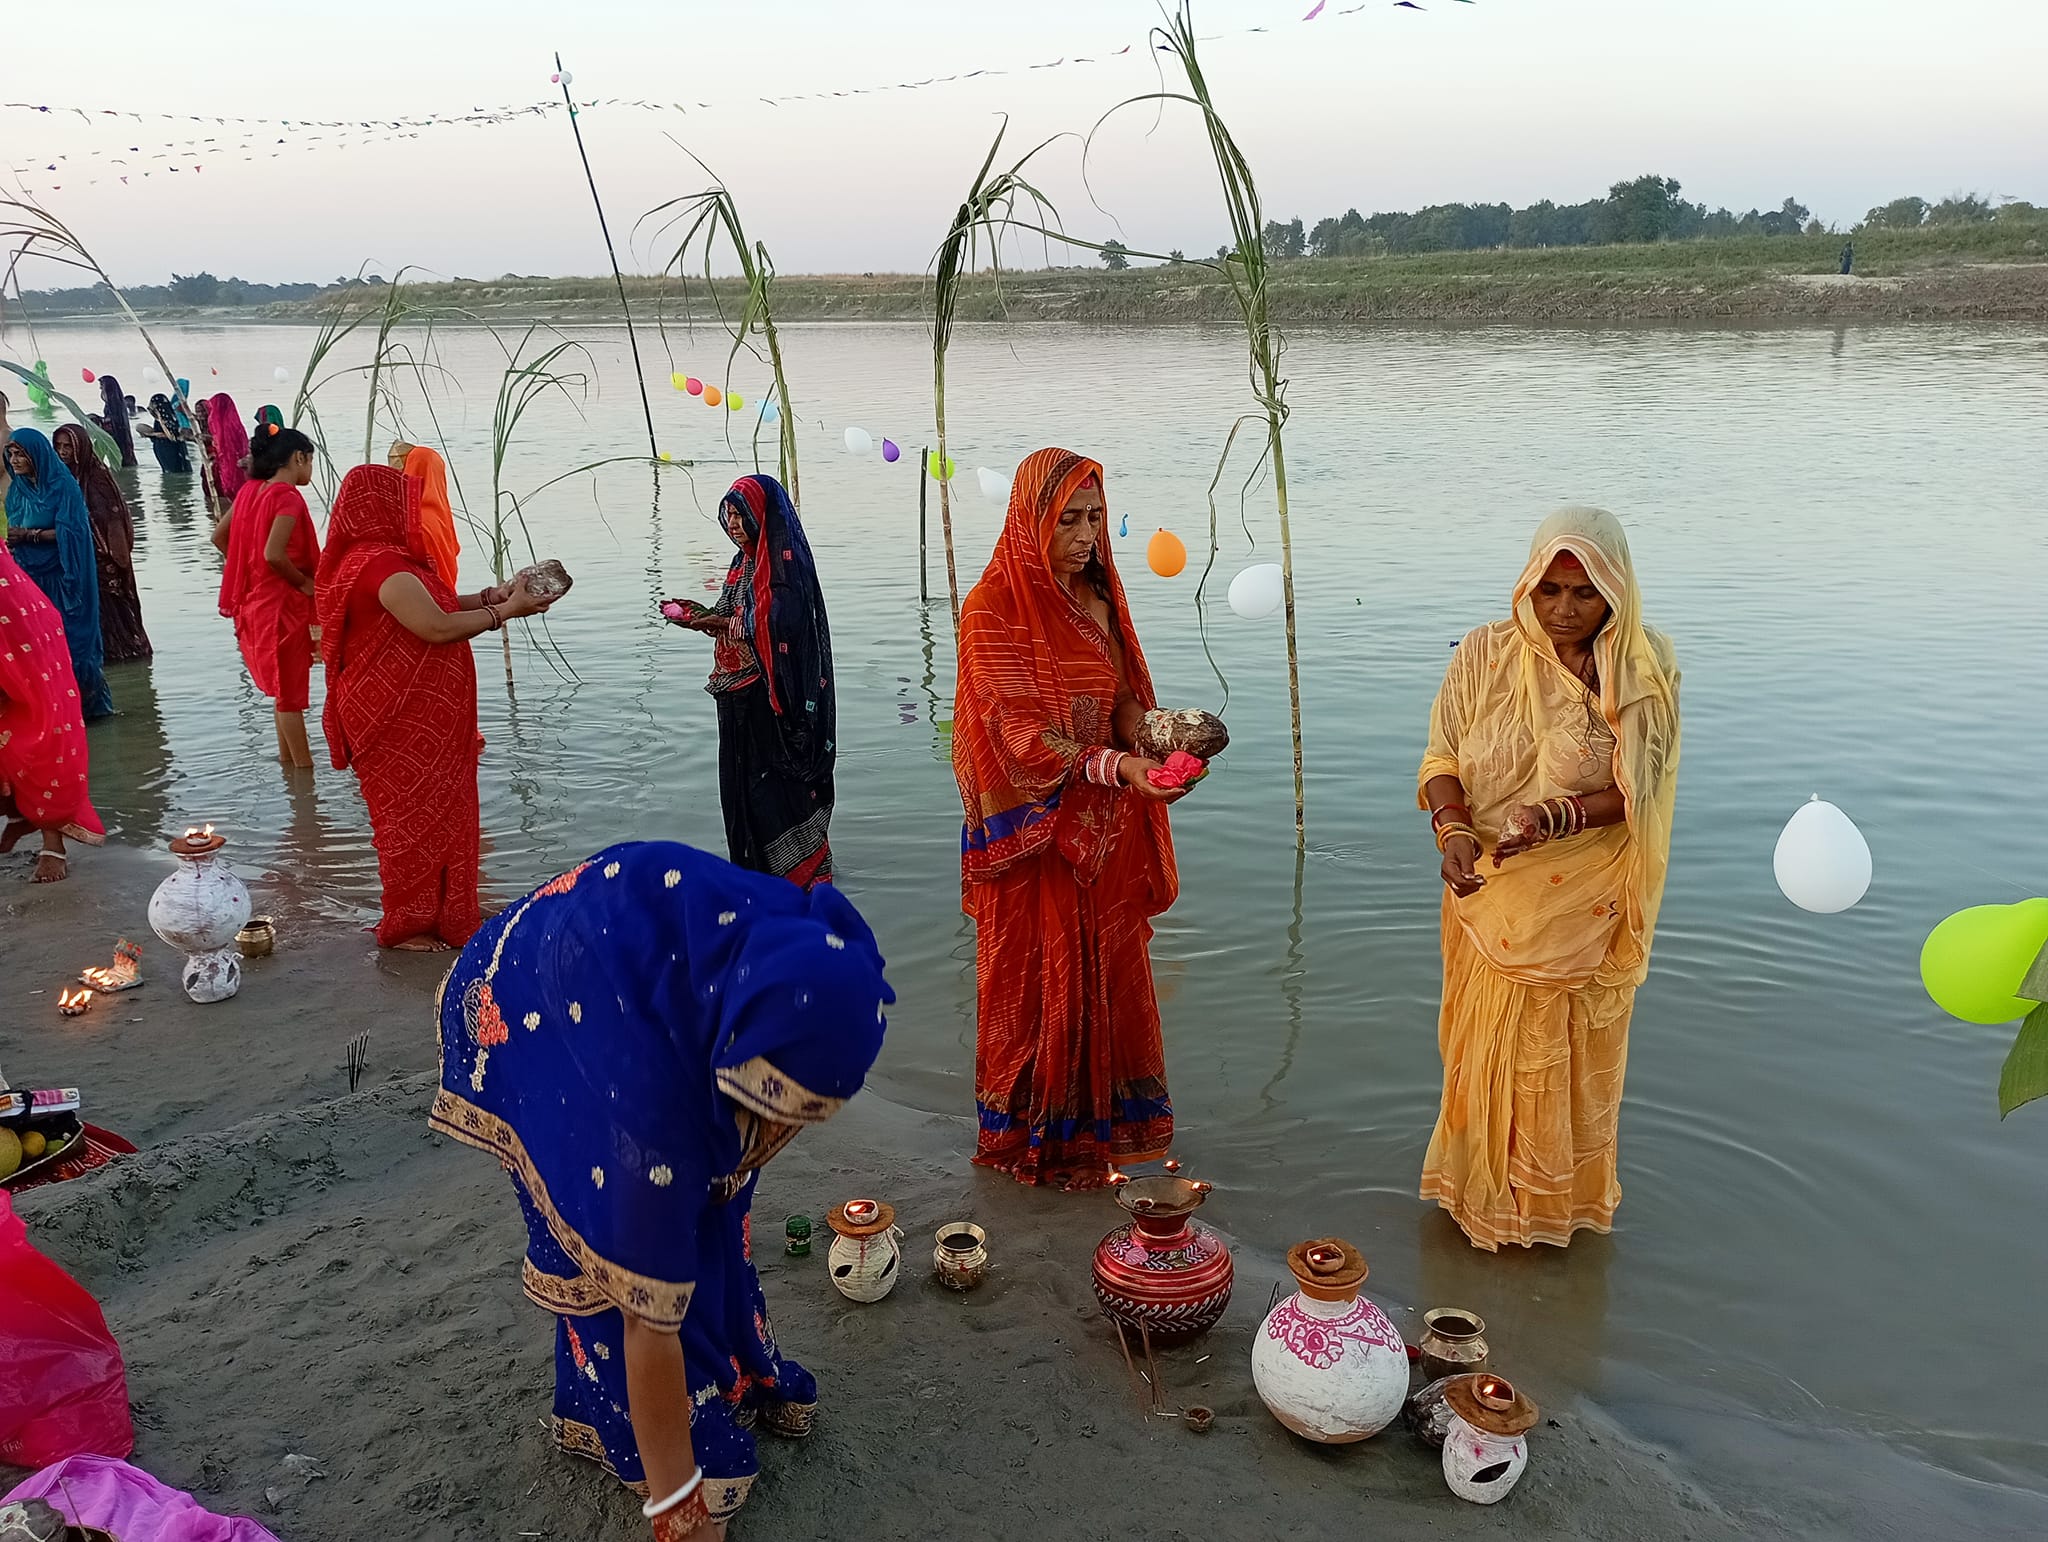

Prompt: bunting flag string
xmin=4 ymin=2 xmax=1473 ymax=187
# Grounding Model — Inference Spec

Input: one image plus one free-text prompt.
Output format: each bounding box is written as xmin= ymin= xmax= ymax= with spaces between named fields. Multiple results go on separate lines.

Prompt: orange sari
xmin=952 ymin=448 xmax=1178 ymax=1189
xmin=403 ymin=445 xmax=461 ymax=591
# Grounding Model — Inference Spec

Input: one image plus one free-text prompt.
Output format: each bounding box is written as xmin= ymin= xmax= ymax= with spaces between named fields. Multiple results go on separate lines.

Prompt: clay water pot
xmin=1251 ymin=1238 xmax=1409 ymax=1444
xmin=1091 ymin=1172 xmax=1233 ymax=1342
xmin=933 ymin=1222 xmax=989 ymax=1291
xmin=148 ymin=828 xmax=251 ymax=1003
xmin=826 ymin=1198 xmax=902 ymax=1303
xmin=1441 ymin=1374 xmax=1539 ymax=1504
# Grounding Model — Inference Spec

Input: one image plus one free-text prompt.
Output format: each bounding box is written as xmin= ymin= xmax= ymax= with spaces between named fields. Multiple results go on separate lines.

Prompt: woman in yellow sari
xmin=1418 ymin=507 xmax=1679 ymax=1251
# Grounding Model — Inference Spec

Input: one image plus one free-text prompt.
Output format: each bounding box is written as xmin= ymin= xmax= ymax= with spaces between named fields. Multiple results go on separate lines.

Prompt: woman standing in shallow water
xmin=1418 ymin=506 xmax=1680 ymax=1250
xmin=950 ymin=447 xmax=1186 ymax=1191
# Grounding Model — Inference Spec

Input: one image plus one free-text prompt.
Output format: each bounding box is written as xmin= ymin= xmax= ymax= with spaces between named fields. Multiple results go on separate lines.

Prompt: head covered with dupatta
xmin=721 ymin=474 xmax=834 ymax=781
xmin=429 ymin=840 xmax=894 ymax=1327
xmin=96 ymin=375 xmax=136 ymax=466
xmin=315 ymin=462 xmax=437 ymax=663
xmin=207 ymin=392 xmax=250 ymax=504
xmin=951 ymin=447 xmax=1175 ymax=901
xmin=1510 ymin=506 xmax=1680 ymax=956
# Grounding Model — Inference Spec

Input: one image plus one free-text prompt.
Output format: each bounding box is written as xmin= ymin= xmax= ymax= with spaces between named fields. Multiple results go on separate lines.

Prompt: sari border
xmin=429 ymin=1086 xmax=696 ymax=1330
xmin=522 ymin=1258 xmax=611 ymax=1317
xmin=715 ymin=1056 xmax=848 ymax=1126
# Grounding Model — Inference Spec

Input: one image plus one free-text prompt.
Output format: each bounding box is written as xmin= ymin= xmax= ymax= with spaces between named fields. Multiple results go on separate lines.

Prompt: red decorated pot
xmin=1092 ymin=1173 xmax=1233 ymax=1342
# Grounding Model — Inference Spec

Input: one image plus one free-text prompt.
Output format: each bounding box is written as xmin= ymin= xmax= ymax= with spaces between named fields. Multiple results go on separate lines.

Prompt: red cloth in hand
xmin=1146 ymin=751 xmax=1207 ymax=790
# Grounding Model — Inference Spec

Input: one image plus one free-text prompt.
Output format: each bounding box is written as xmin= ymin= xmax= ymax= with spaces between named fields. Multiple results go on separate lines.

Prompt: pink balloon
xmin=686 ymin=377 xmax=704 ymax=396
xmin=81 ymin=368 xmax=95 ymax=383
xmin=882 ymin=439 xmax=901 ymax=462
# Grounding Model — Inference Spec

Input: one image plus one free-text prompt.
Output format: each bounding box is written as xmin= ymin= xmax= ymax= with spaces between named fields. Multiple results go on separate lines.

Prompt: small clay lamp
xmin=1445 ymin=1374 xmax=1539 ymax=1438
xmin=1291 ymin=1237 xmax=1370 ymax=1300
xmin=828 ymin=1197 xmax=895 ymax=1238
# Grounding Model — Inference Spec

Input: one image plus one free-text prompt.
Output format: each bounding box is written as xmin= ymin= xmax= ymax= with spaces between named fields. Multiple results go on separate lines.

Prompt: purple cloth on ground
xmin=2 ymin=1455 xmax=282 ymax=1542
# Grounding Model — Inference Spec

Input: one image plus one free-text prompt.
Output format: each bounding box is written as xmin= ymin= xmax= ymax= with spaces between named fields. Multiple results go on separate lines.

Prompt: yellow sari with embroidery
xmin=1418 ymin=507 xmax=1680 ymax=1250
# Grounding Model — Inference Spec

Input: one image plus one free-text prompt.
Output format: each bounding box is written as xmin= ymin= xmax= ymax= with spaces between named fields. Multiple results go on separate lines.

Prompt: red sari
xmin=0 ymin=545 xmax=105 ymax=843
xmin=951 ymin=447 xmax=1179 ymax=1189
xmin=217 ymin=481 xmax=318 ymax=711
xmin=316 ymin=464 xmax=483 ymax=948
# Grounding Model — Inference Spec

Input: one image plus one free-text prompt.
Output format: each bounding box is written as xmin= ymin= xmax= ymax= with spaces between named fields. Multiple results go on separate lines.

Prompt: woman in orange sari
xmin=386 ymin=441 xmax=461 ymax=589
xmin=952 ymin=447 xmax=1185 ymax=1190
xmin=1419 ymin=507 xmax=1680 ymax=1250
xmin=316 ymin=463 xmax=558 ymax=950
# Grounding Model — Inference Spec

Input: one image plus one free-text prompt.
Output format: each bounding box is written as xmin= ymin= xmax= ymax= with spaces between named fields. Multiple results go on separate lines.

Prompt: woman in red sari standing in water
xmin=951 ymin=447 xmax=1187 ymax=1190
xmin=0 ymin=541 xmax=104 ymax=882
xmin=215 ymin=425 xmax=320 ymax=766
xmin=317 ymin=463 xmax=559 ymax=951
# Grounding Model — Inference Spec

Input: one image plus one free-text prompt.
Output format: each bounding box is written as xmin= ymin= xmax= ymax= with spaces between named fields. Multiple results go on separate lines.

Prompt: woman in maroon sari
xmin=316 ymin=463 xmax=559 ymax=950
xmin=51 ymin=424 xmax=152 ymax=663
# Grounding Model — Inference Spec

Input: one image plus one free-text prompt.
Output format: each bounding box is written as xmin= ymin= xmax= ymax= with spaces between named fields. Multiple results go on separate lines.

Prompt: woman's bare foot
xmin=0 ymin=818 xmax=33 ymax=854
xmin=388 ymin=935 xmax=452 ymax=952
xmin=31 ymin=851 xmax=68 ymax=883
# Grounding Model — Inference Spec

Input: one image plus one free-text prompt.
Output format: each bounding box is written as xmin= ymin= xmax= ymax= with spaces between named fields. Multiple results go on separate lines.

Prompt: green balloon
xmin=1920 ymin=898 xmax=2048 ymax=1024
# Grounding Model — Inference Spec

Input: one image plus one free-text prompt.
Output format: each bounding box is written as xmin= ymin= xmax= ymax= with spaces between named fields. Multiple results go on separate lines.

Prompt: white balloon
xmin=272 ymin=365 xmax=289 ymax=383
xmin=843 ymin=426 xmax=873 ymax=456
xmin=1227 ymin=562 xmax=1285 ymax=619
xmin=1773 ymin=795 xmax=1872 ymax=913
xmin=559 ymin=70 xmax=574 ymax=86
xmin=977 ymin=466 xmax=1011 ymax=504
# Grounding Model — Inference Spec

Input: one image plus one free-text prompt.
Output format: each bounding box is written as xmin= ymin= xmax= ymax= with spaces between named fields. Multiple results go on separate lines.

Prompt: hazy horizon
xmin=6 ymin=0 xmax=2044 ymax=289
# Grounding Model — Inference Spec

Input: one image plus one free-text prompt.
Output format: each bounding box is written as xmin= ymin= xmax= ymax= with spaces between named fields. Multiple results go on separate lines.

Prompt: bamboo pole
xmin=918 ymin=444 xmax=931 ymax=605
xmin=554 ymin=52 xmax=659 ymax=461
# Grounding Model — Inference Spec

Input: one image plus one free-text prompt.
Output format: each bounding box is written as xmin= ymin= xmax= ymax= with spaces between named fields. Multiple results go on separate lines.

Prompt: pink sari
xmin=0 ymin=546 xmax=104 ymax=841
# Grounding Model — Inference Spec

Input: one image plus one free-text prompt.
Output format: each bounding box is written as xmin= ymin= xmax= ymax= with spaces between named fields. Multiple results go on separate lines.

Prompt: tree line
xmin=1097 ymin=175 xmax=2040 ymax=267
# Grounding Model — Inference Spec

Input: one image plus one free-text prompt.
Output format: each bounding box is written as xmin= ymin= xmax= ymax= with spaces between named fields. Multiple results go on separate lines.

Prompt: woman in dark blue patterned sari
xmin=433 ymin=840 xmax=892 ymax=1538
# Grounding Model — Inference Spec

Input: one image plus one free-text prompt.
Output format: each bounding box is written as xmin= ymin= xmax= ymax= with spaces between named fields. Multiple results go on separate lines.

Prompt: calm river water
xmin=16 ymin=318 xmax=2048 ymax=1499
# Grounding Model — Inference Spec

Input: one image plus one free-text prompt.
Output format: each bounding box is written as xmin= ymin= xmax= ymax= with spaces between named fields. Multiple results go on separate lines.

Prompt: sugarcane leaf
xmin=0 ymin=359 xmax=123 ymax=467
xmin=1998 ymin=1003 xmax=2048 ymax=1118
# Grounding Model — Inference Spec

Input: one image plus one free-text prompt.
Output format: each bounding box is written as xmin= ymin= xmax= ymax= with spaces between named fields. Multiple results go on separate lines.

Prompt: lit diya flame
xmin=842 ymin=1198 xmax=879 ymax=1225
xmin=1161 ymin=1158 xmax=1183 ymax=1173
xmin=1306 ymin=1243 xmax=1345 ymax=1272
xmin=1474 ymin=1377 xmax=1516 ymax=1410
xmin=58 ymin=988 xmax=94 ymax=1016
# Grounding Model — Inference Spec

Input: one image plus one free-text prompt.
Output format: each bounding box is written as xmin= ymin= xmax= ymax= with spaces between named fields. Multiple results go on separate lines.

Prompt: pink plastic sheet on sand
xmin=2 ymin=1455 xmax=282 ymax=1542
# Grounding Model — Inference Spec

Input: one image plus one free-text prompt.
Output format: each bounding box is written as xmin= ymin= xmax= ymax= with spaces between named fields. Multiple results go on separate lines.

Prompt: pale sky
xmin=8 ymin=0 xmax=2044 ymax=287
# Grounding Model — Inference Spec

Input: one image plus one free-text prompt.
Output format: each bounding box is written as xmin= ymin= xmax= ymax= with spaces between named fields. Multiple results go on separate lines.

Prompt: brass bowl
xmin=236 ymin=918 xmax=276 ymax=958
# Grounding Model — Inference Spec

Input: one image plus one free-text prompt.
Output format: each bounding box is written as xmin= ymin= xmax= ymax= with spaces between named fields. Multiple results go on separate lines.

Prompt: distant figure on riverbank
xmin=1840 ymin=241 xmax=1854 ymax=275
xmin=217 ymin=426 xmax=321 ymax=767
xmin=4 ymin=427 xmax=113 ymax=721
xmin=1419 ymin=507 xmax=1680 ymax=1250
xmin=0 ymin=540 xmax=107 ymax=882
xmin=664 ymin=474 xmax=836 ymax=890
xmin=317 ymin=461 xmax=557 ymax=949
xmin=429 ymin=840 xmax=893 ymax=1533
xmin=953 ymin=447 xmax=1186 ymax=1191
xmin=53 ymin=424 xmax=152 ymax=663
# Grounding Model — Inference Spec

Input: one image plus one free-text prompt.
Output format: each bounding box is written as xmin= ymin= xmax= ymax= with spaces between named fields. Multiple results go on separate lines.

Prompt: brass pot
xmin=235 ymin=917 xmax=276 ymax=958
xmin=1417 ymin=1307 xmax=1489 ymax=1383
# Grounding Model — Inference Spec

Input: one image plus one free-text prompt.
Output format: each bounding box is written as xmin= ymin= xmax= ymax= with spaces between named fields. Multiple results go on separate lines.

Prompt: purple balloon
xmin=882 ymin=438 xmax=901 ymax=462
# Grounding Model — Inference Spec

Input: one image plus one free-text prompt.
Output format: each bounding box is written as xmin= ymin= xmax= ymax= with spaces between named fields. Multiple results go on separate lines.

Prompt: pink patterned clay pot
xmin=1252 ymin=1238 xmax=1409 ymax=1443
xmin=1091 ymin=1173 xmax=1233 ymax=1342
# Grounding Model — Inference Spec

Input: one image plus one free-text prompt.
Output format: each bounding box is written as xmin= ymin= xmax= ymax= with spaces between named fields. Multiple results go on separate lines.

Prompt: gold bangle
xmin=1435 ymin=823 xmax=1480 ymax=853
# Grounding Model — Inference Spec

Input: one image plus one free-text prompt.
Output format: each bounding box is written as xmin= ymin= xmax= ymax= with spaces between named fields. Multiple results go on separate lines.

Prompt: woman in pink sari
xmin=205 ymin=392 xmax=251 ymax=513
xmin=0 ymin=542 xmax=104 ymax=882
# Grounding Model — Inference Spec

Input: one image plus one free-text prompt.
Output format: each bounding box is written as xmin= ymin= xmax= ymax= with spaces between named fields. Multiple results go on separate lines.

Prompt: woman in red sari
xmin=0 ymin=542 xmax=104 ymax=882
xmin=952 ymin=447 xmax=1187 ymax=1190
xmin=316 ymin=463 xmax=558 ymax=951
xmin=215 ymin=426 xmax=320 ymax=767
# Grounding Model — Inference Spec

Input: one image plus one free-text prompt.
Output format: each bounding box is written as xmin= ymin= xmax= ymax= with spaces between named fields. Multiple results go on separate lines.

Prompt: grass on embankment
xmin=221 ymin=220 xmax=2045 ymax=327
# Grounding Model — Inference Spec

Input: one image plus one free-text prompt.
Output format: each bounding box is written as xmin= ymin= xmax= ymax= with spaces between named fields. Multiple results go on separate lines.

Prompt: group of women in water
xmin=423 ymin=444 xmax=1680 ymax=1541
xmin=3 ymin=378 xmax=1681 ymax=1536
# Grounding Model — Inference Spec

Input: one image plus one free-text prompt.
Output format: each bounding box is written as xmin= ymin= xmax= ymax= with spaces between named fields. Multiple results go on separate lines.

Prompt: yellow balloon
xmin=926 ymin=451 xmax=957 ymax=482
xmin=728 ymin=393 xmax=745 ymax=412
xmin=670 ymin=372 xmax=688 ymax=391
xmin=1921 ymin=898 xmax=2048 ymax=1024
xmin=1147 ymin=528 xmax=1188 ymax=578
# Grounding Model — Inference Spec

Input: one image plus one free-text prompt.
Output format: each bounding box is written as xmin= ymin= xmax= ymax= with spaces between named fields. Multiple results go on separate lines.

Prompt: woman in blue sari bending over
xmin=432 ymin=840 xmax=893 ymax=1540
xmin=3 ymin=427 xmax=113 ymax=719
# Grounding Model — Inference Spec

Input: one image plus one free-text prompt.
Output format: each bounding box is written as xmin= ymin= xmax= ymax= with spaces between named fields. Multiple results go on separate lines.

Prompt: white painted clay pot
xmin=826 ymin=1199 xmax=902 ymax=1303
xmin=1440 ymin=1375 xmax=1539 ymax=1504
xmin=1251 ymin=1238 xmax=1409 ymax=1444
xmin=148 ymin=830 xmax=252 ymax=1004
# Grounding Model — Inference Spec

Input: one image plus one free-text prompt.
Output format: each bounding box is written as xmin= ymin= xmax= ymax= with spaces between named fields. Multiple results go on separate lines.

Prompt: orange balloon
xmin=702 ymin=384 xmax=723 ymax=407
xmin=1147 ymin=528 xmax=1188 ymax=578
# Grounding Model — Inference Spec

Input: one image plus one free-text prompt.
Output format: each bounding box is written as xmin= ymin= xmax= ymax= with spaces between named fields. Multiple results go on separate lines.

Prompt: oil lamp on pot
xmin=147 ymin=825 xmax=252 ymax=1003
xmin=825 ymin=1198 xmax=903 ymax=1303
xmin=1251 ymin=1238 xmax=1410 ymax=1443
xmin=1091 ymin=1167 xmax=1233 ymax=1342
xmin=1440 ymin=1373 xmax=1539 ymax=1504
